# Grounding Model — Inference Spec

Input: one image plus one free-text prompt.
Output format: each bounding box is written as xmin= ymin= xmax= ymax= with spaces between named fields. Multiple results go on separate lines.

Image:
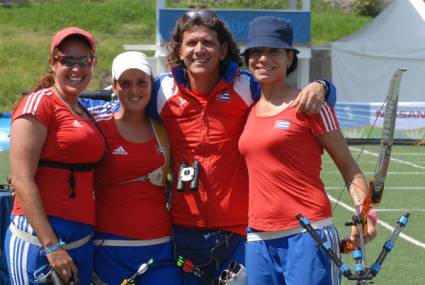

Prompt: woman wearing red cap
xmin=239 ymin=16 xmax=377 ymax=285
xmin=5 ymin=27 xmax=105 ymax=284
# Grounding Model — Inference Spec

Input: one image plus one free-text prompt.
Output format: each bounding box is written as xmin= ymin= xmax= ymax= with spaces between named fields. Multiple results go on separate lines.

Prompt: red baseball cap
xmin=50 ymin=27 xmax=96 ymax=55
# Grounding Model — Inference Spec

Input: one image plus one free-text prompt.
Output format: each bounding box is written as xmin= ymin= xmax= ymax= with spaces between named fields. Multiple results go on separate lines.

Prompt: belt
xmin=9 ymin=222 xmax=92 ymax=250
xmin=247 ymin=217 xmax=333 ymax=242
xmin=94 ymin=236 xmax=171 ymax=247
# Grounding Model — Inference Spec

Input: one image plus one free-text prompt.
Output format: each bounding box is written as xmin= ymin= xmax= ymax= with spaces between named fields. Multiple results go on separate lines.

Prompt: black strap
xmin=38 ymin=160 xmax=97 ymax=171
xmin=39 ymin=160 xmax=97 ymax=199
xmin=34 ymin=98 xmax=106 ymax=199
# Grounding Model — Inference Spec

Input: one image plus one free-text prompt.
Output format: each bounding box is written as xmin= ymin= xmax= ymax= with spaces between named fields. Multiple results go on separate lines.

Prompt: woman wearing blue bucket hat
xmin=239 ymin=16 xmax=377 ymax=285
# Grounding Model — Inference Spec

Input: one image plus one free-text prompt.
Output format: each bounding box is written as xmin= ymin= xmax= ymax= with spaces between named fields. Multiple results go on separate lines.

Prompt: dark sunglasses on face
xmin=54 ymin=55 xmax=95 ymax=68
xmin=183 ymin=9 xmax=219 ymax=25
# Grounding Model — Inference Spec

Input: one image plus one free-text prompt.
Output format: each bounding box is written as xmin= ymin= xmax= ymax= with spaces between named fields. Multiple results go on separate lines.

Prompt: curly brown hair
xmin=167 ymin=9 xmax=243 ymax=75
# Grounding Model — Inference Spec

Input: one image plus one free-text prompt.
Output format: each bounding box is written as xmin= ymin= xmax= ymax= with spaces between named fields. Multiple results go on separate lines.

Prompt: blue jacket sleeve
xmin=323 ymin=80 xmax=336 ymax=108
xmin=146 ymin=76 xmax=163 ymax=121
xmin=78 ymin=98 xmax=120 ymax=117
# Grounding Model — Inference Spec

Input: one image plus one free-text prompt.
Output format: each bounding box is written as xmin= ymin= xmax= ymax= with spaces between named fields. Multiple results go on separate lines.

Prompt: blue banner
xmin=158 ymin=9 xmax=310 ymax=44
xmin=335 ymin=102 xmax=425 ymax=139
xmin=0 ymin=113 xmax=10 ymax=152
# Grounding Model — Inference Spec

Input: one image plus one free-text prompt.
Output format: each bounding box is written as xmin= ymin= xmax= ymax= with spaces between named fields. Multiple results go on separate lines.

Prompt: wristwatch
xmin=314 ymin=79 xmax=330 ymax=98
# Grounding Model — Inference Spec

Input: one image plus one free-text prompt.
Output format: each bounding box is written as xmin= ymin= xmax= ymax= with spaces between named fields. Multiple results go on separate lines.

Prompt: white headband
xmin=112 ymin=51 xmax=152 ymax=80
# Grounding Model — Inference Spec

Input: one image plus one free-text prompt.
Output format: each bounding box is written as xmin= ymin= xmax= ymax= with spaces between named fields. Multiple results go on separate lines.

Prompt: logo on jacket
xmin=274 ymin=120 xmax=290 ymax=130
xmin=112 ymin=146 xmax=128 ymax=155
xmin=217 ymin=91 xmax=231 ymax=102
xmin=177 ymin=96 xmax=187 ymax=107
xmin=72 ymin=120 xmax=84 ymax=128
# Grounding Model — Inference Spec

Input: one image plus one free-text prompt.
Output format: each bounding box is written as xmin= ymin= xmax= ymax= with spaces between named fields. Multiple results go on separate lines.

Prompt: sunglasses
xmin=54 ymin=55 xmax=95 ymax=68
xmin=183 ymin=9 xmax=219 ymax=25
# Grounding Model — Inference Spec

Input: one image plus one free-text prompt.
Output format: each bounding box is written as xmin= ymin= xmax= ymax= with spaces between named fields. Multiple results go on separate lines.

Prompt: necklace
xmin=54 ymin=86 xmax=84 ymax=116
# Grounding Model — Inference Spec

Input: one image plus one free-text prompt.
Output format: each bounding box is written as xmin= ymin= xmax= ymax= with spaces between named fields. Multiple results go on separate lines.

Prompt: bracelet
xmin=314 ymin=79 xmax=330 ymax=98
xmin=368 ymin=209 xmax=378 ymax=225
xmin=44 ymin=241 xmax=66 ymax=255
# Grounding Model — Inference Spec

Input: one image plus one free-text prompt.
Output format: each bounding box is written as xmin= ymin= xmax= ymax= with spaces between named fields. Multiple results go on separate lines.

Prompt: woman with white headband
xmin=92 ymin=51 xmax=180 ymax=284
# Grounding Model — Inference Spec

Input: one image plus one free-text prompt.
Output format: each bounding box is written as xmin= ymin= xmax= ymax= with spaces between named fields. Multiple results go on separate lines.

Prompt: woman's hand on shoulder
xmin=292 ymin=81 xmax=325 ymax=114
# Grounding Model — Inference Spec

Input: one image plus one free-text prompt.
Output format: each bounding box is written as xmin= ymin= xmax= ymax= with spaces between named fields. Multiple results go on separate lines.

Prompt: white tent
xmin=331 ymin=0 xmax=425 ymax=102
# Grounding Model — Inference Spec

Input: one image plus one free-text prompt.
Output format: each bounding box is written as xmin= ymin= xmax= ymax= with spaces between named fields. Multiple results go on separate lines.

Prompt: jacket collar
xmin=172 ymin=60 xmax=239 ymax=90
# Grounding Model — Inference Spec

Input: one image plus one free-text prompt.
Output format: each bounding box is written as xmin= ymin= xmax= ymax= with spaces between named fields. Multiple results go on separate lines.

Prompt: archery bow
xmin=341 ymin=67 xmax=407 ymax=254
xmin=298 ymin=68 xmax=410 ymax=285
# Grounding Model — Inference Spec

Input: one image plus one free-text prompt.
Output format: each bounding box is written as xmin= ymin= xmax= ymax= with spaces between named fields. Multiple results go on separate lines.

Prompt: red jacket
xmin=149 ymin=61 xmax=261 ymax=234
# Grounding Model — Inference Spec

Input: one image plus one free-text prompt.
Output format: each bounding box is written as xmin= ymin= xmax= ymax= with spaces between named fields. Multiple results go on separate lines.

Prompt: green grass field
xmin=1 ymin=144 xmax=424 ymax=284
xmin=323 ymin=144 xmax=425 ymax=285
xmin=0 ymin=0 xmax=372 ymax=111
xmin=0 ymin=151 xmax=9 ymax=183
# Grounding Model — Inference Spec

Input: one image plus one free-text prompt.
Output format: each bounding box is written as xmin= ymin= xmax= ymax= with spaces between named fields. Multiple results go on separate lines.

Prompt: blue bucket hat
xmin=245 ymin=16 xmax=299 ymax=54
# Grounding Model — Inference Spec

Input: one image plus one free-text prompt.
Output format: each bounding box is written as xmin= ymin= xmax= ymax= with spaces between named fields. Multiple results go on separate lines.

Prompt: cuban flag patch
xmin=217 ymin=91 xmax=231 ymax=102
xmin=274 ymin=120 xmax=290 ymax=130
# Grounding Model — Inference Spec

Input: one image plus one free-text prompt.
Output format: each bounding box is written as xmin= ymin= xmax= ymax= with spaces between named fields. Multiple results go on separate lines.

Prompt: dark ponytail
xmin=29 ymin=69 xmax=55 ymax=93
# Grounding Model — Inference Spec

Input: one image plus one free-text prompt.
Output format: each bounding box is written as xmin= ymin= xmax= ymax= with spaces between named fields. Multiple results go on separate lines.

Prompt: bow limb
xmin=366 ymin=68 xmax=405 ymax=210
xmin=341 ymin=68 xmax=406 ymax=254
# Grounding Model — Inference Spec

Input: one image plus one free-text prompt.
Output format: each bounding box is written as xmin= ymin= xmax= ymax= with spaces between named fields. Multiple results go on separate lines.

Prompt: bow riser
xmin=371 ymin=69 xmax=404 ymax=205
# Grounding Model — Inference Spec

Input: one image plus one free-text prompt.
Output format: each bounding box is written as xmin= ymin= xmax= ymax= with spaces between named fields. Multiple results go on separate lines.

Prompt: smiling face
xmin=113 ymin=68 xmax=152 ymax=114
xmin=179 ymin=25 xmax=228 ymax=83
xmin=248 ymin=47 xmax=293 ymax=85
xmin=51 ymin=38 xmax=94 ymax=97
